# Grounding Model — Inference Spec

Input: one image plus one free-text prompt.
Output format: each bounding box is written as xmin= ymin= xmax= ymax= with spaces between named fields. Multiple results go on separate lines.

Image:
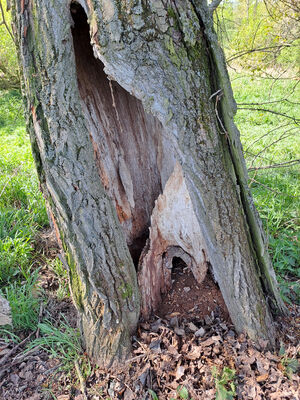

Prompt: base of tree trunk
xmin=13 ymin=0 xmax=286 ymax=366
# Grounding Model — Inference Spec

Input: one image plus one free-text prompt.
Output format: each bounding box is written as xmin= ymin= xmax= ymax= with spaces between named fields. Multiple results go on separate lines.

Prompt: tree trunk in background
xmin=12 ymin=0 xmax=285 ymax=367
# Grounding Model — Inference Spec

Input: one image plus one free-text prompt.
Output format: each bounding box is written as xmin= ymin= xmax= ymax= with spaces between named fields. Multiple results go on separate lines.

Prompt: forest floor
xmin=0 ymin=239 xmax=299 ymax=399
xmin=0 ymin=73 xmax=299 ymax=399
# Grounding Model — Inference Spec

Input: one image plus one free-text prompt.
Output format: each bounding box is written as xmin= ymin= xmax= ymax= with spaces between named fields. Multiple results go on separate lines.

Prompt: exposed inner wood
xmin=71 ymin=3 xmax=175 ymax=264
xmin=71 ymin=3 xmax=208 ymax=315
xmin=138 ymin=163 xmax=208 ymax=317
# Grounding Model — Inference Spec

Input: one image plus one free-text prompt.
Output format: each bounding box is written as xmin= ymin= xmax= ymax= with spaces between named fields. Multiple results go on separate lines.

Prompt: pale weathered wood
xmin=12 ymin=0 xmax=285 ymax=366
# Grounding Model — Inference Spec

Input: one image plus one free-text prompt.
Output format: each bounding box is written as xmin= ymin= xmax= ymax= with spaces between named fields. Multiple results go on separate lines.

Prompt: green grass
xmin=231 ymin=73 xmax=300 ymax=303
xmin=27 ymin=316 xmax=82 ymax=371
xmin=48 ymin=257 xmax=70 ymax=300
xmin=1 ymin=272 xmax=41 ymax=332
xmin=0 ymin=89 xmax=48 ymax=334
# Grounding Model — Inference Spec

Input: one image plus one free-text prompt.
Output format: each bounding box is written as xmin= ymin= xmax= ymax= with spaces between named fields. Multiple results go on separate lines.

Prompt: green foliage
xmin=149 ymin=386 xmax=191 ymax=400
xmin=48 ymin=257 xmax=70 ymax=300
xmin=149 ymin=389 xmax=159 ymax=400
xmin=0 ymin=90 xmax=48 ymax=226
xmin=215 ymin=0 xmax=299 ymax=75
xmin=0 ymin=89 xmax=48 ymax=341
xmin=212 ymin=366 xmax=236 ymax=400
xmin=176 ymin=385 xmax=189 ymax=399
xmin=0 ymin=234 xmax=33 ymax=284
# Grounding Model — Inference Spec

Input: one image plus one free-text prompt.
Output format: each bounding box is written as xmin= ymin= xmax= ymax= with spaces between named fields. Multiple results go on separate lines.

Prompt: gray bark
xmin=12 ymin=0 xmax=285 ymax=366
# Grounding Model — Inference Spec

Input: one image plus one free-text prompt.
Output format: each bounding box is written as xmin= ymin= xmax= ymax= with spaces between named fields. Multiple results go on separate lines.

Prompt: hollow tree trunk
xmin=12 ymin=0 xmax=285 ymax=367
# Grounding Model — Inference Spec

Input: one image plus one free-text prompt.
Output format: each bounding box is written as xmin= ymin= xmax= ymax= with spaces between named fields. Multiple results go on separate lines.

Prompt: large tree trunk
xmin=12 ymin=0 xmax=285 ymax=367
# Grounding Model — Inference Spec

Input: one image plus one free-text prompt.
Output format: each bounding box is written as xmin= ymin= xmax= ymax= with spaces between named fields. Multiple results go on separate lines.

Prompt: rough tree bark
xmin=12 ymin=0 xmax=285 ymax=367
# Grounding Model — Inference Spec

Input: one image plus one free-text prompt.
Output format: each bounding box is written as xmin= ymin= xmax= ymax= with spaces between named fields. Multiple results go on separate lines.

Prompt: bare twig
xmin=237 ymin=107 xmax=300 ymax=124
xmin=0 ymin=330 xmax=35 ymax=368
xmin=0 ymin=0 xmax=14 ymax=41
xmin=227 ymin=44 xmax=294 ymax=63
xmin=209 ymin=89 xmax=228 ymax=137
xmin=237 ymin=99 xmax=299 ymax=106
xmin=249 ymin=132 xmax=294 ymax=169
xmin=249 ymin=178 xmax=298 ymax=198
xmin=0 ymin=346 xmax=40 ymax=381
xmin=244 ymin=123 xmax=292 ymax=153
xmin=248 ymin=159 xmax=300 ymax=171
xmin=36 ymin=303 xmax=44 ymax=339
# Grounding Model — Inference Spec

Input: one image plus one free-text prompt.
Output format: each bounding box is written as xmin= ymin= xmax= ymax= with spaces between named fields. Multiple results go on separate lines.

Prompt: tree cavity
xmin=70 ymin=2 xmax=209 ymax=318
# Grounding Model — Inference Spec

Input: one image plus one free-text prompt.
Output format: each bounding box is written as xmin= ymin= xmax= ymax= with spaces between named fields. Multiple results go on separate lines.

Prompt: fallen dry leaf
xmin=256 ymin=373 xmax=269 ymax=382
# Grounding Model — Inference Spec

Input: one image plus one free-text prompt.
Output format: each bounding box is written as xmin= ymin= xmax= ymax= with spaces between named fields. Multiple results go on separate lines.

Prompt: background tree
xmin=0 ymin=0 xmax=19 ymax=89
xmin=11 ymin=0 xmax=286 ymax=367
xmin=215 ymin=0 xmax=300 ymax=76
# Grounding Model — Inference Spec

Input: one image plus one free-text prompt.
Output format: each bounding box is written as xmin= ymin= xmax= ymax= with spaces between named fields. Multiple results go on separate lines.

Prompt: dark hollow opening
xmin=157 ymin=256 xmax=230 ymax=323
xmin=70 ymin=3 xmax=169 ymax=267
xmin=171 ymin=256 xmax=187 ymax=282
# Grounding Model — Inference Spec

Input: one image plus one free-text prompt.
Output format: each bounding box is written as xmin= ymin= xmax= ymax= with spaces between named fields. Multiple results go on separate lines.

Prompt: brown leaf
xmin=256 ymin=373 xmax=269 ymax=382
xmin=168 ymin=345 xmax=179 ymax=356
xmin=277 ymin=362 xmax=285 ymax=372
xmin=201 ymin=338 xmax=215 ymax=347
xmin=186 ymin=346 xmax=202 ymax=360
xmin=175 ymin=365 xmax=185 ymax=380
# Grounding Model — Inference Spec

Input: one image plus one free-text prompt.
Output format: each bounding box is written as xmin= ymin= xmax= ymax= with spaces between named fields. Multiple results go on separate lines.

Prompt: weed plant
xmin=212 ymin=366 xmax=236 ymax=400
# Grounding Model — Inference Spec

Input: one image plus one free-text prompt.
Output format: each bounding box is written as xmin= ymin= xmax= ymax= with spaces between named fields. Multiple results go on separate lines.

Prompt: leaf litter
xmin=0 ymin=232 xmax=299 ymax=399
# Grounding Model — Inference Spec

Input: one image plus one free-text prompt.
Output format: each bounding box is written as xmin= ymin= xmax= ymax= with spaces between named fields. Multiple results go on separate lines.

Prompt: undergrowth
xmin=27 ymin=316 xmax=83 ymax=372
xmin=231 ymin=73 xmax=300 ymax=304
xmin=0 ymin=90 xmax=48 ymax=335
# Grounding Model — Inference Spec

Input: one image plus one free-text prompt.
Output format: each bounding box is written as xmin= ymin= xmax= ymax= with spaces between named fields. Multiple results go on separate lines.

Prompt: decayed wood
xmin=12 ymin=0 xmax=286 ymax=366
xmin=71 ymin=5 xmax=176 ymax=265
xmin=138 ymin=162 xmax=208 ymax=317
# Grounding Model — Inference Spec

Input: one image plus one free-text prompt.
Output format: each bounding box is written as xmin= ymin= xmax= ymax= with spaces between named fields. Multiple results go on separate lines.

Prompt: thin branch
xmin=227 ymin=44 xmax=294 ymax=63
xmin=75 ymin=360 xmax=88 ymax=400
xmin=244 ymin=123 xmax=292 ymax=153
xmin=0 ymin=0 xmax=14 ymax=41
xmin=249 ymin=132 xmax=294 ymax=169
xmin=248 ymin=159 xmax=300 ymax=171
xmin=0 ymin=330 xmax=35 ymax=368
xmin=249 ymin=178 xmax=298 ymax=198
xmin=237 ymin=99 xmax=300 ymax=106
xmin=237 ymin=107 xmax=300 ymax=124
xmin=244 ymin=150 xmax=276 ymax=164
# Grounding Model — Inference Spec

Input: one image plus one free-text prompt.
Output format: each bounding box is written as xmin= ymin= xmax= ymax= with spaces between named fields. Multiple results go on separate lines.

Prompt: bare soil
xmin=158 ymin=258 xmax=230 ymax=322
